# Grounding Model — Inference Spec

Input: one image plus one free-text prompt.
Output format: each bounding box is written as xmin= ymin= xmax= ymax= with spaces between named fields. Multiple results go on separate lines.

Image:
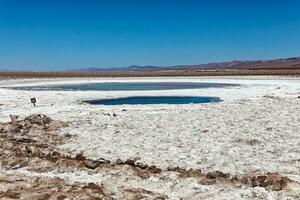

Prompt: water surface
xmin=84 ymin=96 xmax=222 ymax=105
xmin=11 ymin=82 xmax=238 ymax=91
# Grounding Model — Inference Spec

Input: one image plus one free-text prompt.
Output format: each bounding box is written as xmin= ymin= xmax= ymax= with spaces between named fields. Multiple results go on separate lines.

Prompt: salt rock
xmin=198 ymin=178 xmax=216 ymax=185
xmin=116 ymin=158 xmax=124 ymax=165
xmin=250 ymin=174 xmax=288 ymax=191
xmin=98 ymin=158 xmax=110 ymax=164
xmin=124 ymin=159 xmax=135 ymax=166
xmin=271 ymin=179 xmax=287 ymax=191
xmin=148 ymin=165 xmax=162 ymax=173
xmin=83 ymin=159 xmax=100 ymax=169
xmin=206 ymin=171 xmax=229 ymax=179
xmin=135 ymin=162 xmax=148 ymax=169
xmin=75 ymin=152 xmax=86 ymax=161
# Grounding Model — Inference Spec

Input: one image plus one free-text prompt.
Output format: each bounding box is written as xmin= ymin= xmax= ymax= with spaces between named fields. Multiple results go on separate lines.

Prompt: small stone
xmin=75 ymin=152 xmax=86 ymax=161
xmin=148 ymin=165 xmax=162 ymax=173
xmin=64 ymin=133 xmax=72 ymax=138
xmin=98 ymin=158 xmax=110 ymax=164
xmin=256 ymin=175 xmax=267 ymax=184
xmin=11 ymin=124 xmax=23 ymax=133
xmin=124 ymin=159 xmax=135 ymax=166
xmin=251 ymin=176 xmax=259 ymax=187
xmin=251 ymin=180 xmax=259 ymax=187
xmin=206 ymin=172 xmax=216 ymax=179
xmin=46 ymin=151 xmax=60 ymax=161
xmin=231 ymin=175 xmax=239 ymax=181
xmin=135 ymin=169 xmax=150 ymax=179
xmin=206 ymin=171 xmax=228 ymax=179
xmin=52 ymin=151 xmax=60 ymax=159
xmin=116 ymin=159 xmax=123 ymax=165
xmin=241 ymin=176 xmax=249 ymax=184
xmin=135 ymin=162 xmax=148 ymax=169
xmin=113 ymin=113 xmax=117 ymax=117
xmin=85 ymin=182 xmax=100 ymax=189
xmin=271 ymin=179 xmax=287 ymax=191
xmin=42 ymin=116 xmax=52 ymax=124
xmin=83 ymin=159 xmax=100 ymax=169
xmin=167 ymin=166 xmax=179 ymax=171
xmin=198 ymin=178 xmax=216 ymax=185
xmin=188 ymin=169 xmax=202 ymax=177
xmin=57 ymin=195 xmax=67 ymax=200
xmin=25 ymin=146 xmax=32 ymax=154
xmin=260 ymin=180 xmax=271 ymax=187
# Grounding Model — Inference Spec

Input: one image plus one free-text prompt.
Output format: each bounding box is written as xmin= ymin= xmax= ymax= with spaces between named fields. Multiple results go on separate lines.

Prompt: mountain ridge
xmin=71 ymin=56 xmax=300 ymax=72
xmin=2 ymin=56 xmax=300 ymax=72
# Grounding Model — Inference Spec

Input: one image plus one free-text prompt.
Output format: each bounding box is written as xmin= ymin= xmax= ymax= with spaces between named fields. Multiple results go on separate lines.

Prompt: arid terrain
xmin=2 ymin=56 xmax=300 ymax=79
xmin=1 ymin=69 xmax=300 ymax=80
xmin=0 ymin=76 xmax=300 ymax=199
xmin=1 ymin=114 xmax=294 ymax=199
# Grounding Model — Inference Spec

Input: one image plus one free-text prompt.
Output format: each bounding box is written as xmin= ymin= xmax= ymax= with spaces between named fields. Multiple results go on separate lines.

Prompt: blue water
xmin=11 ymin=82 xmax=238 ymax=91
xmin=84 ymin=96 xmax=222 ymax=105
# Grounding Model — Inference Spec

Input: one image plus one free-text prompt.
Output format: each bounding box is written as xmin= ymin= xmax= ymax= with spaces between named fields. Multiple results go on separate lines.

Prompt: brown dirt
xmin=1 ymin=69 xmax=300 ymax=80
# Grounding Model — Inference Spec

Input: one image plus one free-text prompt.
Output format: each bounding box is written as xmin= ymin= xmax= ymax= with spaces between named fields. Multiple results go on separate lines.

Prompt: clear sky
xmin=0 ymin=0 xmax=300 ymax=71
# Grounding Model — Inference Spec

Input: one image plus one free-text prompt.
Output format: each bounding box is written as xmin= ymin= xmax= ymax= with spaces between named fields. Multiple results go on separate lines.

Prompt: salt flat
xmin=0 ymin=76 xmax=300 ymax=199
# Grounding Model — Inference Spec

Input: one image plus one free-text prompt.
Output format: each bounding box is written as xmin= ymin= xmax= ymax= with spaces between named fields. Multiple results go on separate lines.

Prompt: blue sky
xmin=0 ymin=0 xmax=300 ymax=71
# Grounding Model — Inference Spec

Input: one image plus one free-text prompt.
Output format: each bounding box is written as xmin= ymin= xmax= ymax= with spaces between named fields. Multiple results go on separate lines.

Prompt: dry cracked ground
xmin=0 ymin=114 xmax=299 ymax=199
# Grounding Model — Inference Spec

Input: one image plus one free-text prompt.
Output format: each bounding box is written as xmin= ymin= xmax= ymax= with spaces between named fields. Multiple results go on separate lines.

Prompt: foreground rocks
xmin=0 ymin=114 xmax=296 ymax=199
xmin=0 ymin=174 xmax=112 ymax=200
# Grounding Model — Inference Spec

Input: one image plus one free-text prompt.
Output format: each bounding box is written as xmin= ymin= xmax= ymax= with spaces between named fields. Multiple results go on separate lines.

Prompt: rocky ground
xmin=0 ymin=114 xmax=299 ymax=199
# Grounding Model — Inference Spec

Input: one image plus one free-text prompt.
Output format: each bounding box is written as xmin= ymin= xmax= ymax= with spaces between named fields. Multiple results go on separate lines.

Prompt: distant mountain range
xmin=71 ymin=56 xmax=300 ymax=72
xmin=1 ymin=56 xmax=300 ymax=72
